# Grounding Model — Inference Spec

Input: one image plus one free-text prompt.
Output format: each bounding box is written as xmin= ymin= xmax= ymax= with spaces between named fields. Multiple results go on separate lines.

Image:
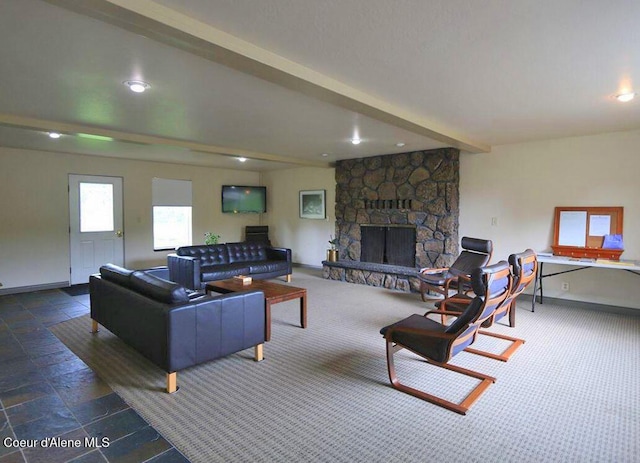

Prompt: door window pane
xmin=80 ymin=182 xmax=114 ymax=232
xmin=153 ymin=206 xmax=192 ymax=250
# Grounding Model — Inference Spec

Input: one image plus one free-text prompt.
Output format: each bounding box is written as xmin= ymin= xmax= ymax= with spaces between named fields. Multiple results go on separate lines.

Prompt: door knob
xmin=115 ymin=230 xmax=123 ymax=237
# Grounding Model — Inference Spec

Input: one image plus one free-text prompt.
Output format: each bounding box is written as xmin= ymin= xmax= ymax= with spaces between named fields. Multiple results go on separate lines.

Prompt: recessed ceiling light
xmin=48 ymin=132 xmax=61 ymax=139
xmin=321 ymin=153 xmax=329 ymax=157
xmin=351 ymin=138 xmax=362 ymax=145
xmin=395 ymin=142 xmax=406 ymax=148
xmin=123 ymin=80 xmax=150 ymax=93
xmin=616 ymin=92 xmax=636 ymax=102
xmin=237 ymin=157 xmax=247 ymax=162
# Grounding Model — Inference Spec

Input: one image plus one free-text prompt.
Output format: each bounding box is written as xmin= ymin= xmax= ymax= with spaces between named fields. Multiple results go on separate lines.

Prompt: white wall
xmin=460 ymin=129 xmax=640 ymax=309
xmin=0 ymin=147 xmax=261 ymax=290
xmin=261 ymin=166 xmax=336 ymax=266
xmin=3 ymin=129 xmax=639 ymax=309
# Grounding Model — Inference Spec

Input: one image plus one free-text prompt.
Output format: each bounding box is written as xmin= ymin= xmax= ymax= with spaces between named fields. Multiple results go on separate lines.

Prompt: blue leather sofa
xmin=89 ymin=264 xmax=266 ymax=393
xmin=168 ymin=242 xmax=292 ymax=290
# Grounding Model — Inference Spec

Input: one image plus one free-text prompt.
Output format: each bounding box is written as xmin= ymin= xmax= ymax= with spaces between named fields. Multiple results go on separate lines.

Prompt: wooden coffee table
xmin=206 ymin=279 xmax=307 ymax=341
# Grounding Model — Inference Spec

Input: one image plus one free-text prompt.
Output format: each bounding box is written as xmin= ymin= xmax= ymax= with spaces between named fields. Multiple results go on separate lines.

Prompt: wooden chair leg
xmin=91 ymin=319 xmax=99 ymax=333
xmin=508 ymin=301 xmax=516 ymax=327
xmin=385 ymin=341 xmax=495 ymax=415
xmin=420 ymin=281 xmax=428 ymax=302
xmin=385 ymin=341 xmax=403 ymax=388
xmin=166 ymin=372 xmax=178 ymax=393
xmin=254 ymin=343 xmax=264 ymax=361
xmin=420 ymin=282 xmax=444 ymax=302
xmin=464 ymin=330 xmax=525 ymax=362
xmin=285 ymin=274 xmax=292 ymax=283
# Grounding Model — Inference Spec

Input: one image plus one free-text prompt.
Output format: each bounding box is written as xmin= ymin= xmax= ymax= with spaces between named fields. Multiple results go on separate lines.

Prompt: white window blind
xmin=152 ymin=178 xmax=193 ymax=250
xmin=152 ymin=178 xmax=192 ymax=207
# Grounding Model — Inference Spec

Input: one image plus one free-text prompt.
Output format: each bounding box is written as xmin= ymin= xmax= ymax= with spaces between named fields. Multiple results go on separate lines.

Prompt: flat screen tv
xmin=221 ymin=185 xmax=267 ymax=213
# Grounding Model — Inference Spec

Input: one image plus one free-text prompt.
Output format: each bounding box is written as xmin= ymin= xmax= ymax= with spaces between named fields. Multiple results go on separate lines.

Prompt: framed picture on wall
xmin=299 ymin=190 xmax=326 ymax=219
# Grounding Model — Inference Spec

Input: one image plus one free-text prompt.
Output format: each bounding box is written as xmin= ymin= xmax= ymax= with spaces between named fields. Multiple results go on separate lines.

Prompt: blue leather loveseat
xmin=89 ymin=264 xmax=266 ymax=393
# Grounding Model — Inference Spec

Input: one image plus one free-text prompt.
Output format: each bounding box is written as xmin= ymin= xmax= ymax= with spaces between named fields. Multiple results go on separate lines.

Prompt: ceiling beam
xmin=43 ymin=0 xmax=491 ymax=154
xmin=0 ymin=113 xmax=332 ymax=168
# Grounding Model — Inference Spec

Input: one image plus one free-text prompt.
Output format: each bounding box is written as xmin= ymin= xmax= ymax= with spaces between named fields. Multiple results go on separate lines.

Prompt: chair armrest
xmin=168 ymin=254 xmax=201 ymax=290
xmin=439 ymin=294 xmax=472 ymax=307
xmin=424 ymin=309 xmax=465 ymax=327
xmin=455 ymin=274 xmax=474 ymax=293
xmin=419 ymin=267 xmax=449 ymax=275
xmin=425 ymin=309 xmax=464 ymax=317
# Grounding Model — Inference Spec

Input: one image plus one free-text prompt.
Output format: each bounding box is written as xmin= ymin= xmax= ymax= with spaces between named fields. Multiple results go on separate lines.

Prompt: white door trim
xmin=68 ymin=174 xmax=124 ymax=284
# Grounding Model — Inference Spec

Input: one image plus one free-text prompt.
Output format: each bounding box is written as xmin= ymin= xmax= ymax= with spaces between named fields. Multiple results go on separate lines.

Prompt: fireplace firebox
xmin=361 ymin=225 xmax=416 ymax=268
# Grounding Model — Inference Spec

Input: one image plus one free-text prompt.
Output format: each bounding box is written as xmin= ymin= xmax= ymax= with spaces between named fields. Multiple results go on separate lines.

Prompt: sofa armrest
xmin=166 ymin=290 xmax=266 ymax=372
xmin=265 ymin=247 xmax=291 ymax=262
xmin=168 ymin=253 xmax=201 ymax=290
xmin=90 ymin=275 xmax=176 ymax=370
xmin=266 ymin=247 xmax=292 ymax=277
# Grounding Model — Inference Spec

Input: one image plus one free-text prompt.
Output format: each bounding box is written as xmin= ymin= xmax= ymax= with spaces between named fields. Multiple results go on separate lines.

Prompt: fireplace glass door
xmin=361 ymin=226 xmax=415 ymax=267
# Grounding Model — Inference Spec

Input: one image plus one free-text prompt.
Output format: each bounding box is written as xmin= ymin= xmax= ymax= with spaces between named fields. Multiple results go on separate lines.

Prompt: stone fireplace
xmin=323 ymin=148 xmax=460 ymax=292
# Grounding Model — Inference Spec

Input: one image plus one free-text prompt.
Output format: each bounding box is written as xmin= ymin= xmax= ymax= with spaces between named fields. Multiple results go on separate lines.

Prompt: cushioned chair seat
xmin=380 ymin=314 xmax=449 ymax=363
xmin=418 ymin=271 xmax=449 ymax=285
xmin=419 ymin=271 xmax=472 ymax=296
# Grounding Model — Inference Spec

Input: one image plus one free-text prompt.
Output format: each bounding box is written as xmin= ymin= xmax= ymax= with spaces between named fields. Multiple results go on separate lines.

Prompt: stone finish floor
xmin=0 ymin=288 xmax=190 ymax=463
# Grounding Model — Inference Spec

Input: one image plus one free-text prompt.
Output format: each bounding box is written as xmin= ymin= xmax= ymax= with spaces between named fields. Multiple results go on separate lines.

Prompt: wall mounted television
xmin=221 ymin=185 xmax=267 ymax=213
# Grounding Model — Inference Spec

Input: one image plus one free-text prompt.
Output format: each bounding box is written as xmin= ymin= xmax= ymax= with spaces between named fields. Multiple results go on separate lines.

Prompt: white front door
xmin=69 ymin=174 xmax=124 ymax=284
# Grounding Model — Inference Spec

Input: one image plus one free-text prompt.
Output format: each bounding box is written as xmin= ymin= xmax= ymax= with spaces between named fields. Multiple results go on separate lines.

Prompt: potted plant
xmin=204 ymin=232 xmax=221 ymax=245
xmin=327 ymin=235 xmax=338 ymax=262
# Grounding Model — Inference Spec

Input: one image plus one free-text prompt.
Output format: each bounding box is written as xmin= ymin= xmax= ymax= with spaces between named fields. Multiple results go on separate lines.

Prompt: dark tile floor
xmin=0 ymin=289 xmax=190 ymax=463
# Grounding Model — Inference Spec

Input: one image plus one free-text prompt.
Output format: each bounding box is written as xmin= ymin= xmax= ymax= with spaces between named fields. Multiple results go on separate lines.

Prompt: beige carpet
xmin=51 ymin=268 xmax=640 ymax=463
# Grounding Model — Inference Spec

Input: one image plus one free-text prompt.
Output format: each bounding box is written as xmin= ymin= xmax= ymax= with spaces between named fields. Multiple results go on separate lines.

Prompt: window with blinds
xmin=152 ymin=178 xmax=192 ymax=251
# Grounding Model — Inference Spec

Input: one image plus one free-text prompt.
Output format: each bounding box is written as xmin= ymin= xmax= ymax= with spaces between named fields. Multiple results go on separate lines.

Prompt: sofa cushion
xmin=129 ymin=271 xmax=189 ymax=304
xmin=176 ymin=244 xmax=229 ymax=266
xmin=201 ymin=263 xmax=250 ymax=282
xmin=248 ymin=261 xmax=289 ymax=275
xmin=226 ymin=242 xmax=267 ymax=263
xmin=100 ymin=264 xmax=134 ymax=287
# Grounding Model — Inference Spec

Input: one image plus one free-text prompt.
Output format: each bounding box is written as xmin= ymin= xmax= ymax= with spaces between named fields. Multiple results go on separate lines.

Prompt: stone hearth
xmin=322 ymin=260 xmax=420 ymax=292
xmin=323 ymin=148 xmax=460 ymax=292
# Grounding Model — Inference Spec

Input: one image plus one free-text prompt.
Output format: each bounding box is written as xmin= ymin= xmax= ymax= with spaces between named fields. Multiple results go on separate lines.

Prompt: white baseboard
xmin=520 ymin=293 xmax=640 ymax=317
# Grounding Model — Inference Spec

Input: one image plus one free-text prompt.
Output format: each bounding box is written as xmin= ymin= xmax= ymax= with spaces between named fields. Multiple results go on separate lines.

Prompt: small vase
xmin=327 ymin=249 xmax=338 ymax=262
